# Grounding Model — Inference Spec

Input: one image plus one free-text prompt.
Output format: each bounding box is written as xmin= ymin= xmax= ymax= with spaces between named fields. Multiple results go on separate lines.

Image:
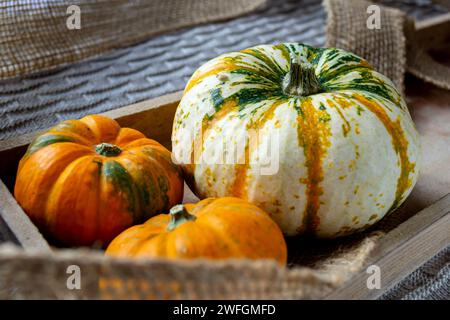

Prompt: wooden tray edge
xmin=326 ymin=193 xmax=450 ymax=299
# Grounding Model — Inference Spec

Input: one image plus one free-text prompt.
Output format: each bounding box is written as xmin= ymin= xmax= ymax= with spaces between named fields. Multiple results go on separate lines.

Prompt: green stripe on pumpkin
xmin=157 ymin=175 xmax=170 ymax=211
xmin=210 ymin=86 xmax=284 ymax=113
xmin=140 ymin=147 xmax=175 ymax=212
xmin=240 ymin=48 xmax=285 ymax=77
xmin=302 ymin=44 xmax=326 ymax=64
xmin=102 ymin=160 xmax=140 ymax=222
xmin=229 ymin=69 xmax=278 ymax=87
xmin=319 ymin=66 xmax=371 ymax=83
xmin=26 ymin=134 xmax=75 ymax=156
xmin=273 ymin=43 xmax=291 ymax=63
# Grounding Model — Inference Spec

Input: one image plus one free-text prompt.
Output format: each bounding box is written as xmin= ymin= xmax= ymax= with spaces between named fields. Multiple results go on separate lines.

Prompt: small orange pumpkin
xmin=14 ymin=115 xmax=184 ymax=247
xmin=105 ymin=197 xmax=287 ymax=265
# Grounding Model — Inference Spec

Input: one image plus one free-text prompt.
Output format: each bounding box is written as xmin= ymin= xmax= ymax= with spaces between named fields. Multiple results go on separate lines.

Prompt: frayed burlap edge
xmin=324 ymin=0 xmax=450 ymax=93
xmin=0 ymin=232 xmax=381 ymax=299
xmin=324 ymin=0 xmax=407 ymax=94
xmin=405 ymin=17 xmax=450 ymax=90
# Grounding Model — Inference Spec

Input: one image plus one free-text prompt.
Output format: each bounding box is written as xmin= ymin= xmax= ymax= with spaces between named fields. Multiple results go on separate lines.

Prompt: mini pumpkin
xmin=105 ymin=197 xmax=287 ymax=265
xmin=172 ymin=43 xmax=421 ymax=237
xmin=15 ymin=115 xmax=183 ymax=246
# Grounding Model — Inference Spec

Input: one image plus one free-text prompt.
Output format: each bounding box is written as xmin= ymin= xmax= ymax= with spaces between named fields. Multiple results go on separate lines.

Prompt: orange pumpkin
xmin=14 ymin=115 xmax=183 ymax=247
xmin=105 ymin=197 xmax=287 ymax=265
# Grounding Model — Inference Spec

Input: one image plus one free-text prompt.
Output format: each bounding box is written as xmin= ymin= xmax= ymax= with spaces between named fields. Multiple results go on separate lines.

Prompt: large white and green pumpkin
xmin=172 ymin=43 xmax=420 ymax=237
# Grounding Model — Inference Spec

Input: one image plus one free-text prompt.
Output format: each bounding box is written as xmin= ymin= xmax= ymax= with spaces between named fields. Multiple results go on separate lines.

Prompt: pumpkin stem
xmin=95 ymin=143 xmax=122 ymax=157
xmin=167 ymin=204 xmax=196 ymax=231
xmin=282 ymin=53 xmax=322 ymax=97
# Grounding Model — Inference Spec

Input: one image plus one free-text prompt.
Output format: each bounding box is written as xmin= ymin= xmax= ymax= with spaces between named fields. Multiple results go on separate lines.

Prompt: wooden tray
xmin=1 ymin=15 xmax=450 ymax=299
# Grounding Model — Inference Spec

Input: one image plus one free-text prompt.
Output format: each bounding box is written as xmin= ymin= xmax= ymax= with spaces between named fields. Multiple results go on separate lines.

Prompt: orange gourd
xmin=14 ymin=115 xmax=183 ymax=247
xmin=106 ymin=197 xmax=287 ymax=265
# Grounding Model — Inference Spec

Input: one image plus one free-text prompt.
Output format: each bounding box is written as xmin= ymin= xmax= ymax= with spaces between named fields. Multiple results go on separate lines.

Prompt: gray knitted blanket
xmin=0 ymin=0 xmax=448 ymax=299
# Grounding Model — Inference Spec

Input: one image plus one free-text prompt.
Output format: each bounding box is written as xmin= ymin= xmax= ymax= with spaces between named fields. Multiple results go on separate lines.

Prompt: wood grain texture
xmin=326 ymin=193 xmax=450 ymax=299
xmin=415 ymin=13 xmax=450 ymax=49
xmin=0 ymin=180 xmax=50 ymax=251
xmin=102 ymin=91 xmax=182 ymax=149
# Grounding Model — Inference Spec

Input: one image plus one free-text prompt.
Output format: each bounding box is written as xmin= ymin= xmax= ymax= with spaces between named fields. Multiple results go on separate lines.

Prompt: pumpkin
xmin=14 ymin=115 xmax=184 ymax=246
xmin=105 ymin=197 xmax=287 ymax=265
xmin=172 ymin=43 xmax=421 ymax=237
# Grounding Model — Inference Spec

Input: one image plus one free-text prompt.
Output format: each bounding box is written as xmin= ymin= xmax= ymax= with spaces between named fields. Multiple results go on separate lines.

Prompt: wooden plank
xmin=102 ymin=91 xmax=182 ymax=149
xmin=416 ymin=12 xmax=450 ymax=30
xmin=0 ymin=213 xmax=18 ymax=244
xmin=0 ymin=90 xmax=183 ymax=153
xmin=326 ymin=193 xmax=450 ymax=299
xmin=415 ymin=13 xmax=450 ymax=50
xmin=0 ymin=180 xmax=51 ymax=251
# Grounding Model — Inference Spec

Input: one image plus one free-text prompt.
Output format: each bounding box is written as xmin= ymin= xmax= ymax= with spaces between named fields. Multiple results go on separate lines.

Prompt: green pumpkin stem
xmin=95 ymin=143 xmax=122 ymax=157
xmin=283 ymin=53 xmax=322 ymax=97
xmin=167 ymin=204 xmax=196 ymax=231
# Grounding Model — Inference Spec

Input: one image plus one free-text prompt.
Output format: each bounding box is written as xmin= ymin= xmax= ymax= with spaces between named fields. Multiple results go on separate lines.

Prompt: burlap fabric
xmin=406 ymin=19 xmax=450 ymax=91
xmin=0 ymin=233 xmax=380 ymax=299
xmin=325 ymin=0 xmax=450 ymax=94
xmin=0 ymin=0 xmax=266 ymax=79
xmin=2 ymin=0 xmax=448 ymax=89
xmin=0 ymin=0 xmax=448 ymax=299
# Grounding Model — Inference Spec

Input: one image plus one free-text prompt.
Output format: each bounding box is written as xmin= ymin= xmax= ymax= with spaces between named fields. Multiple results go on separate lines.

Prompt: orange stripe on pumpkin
xmin=231 ymin=99 xmax=285 ymax=199
xmin=296 ymin=98 xmax=332 ymax=234
xmin=185 ymin=100 xmax=238 ymax=198
xmin=327 ymin=98 xmax=351 ymax=137
xmin=231 ymin=142 xmax=250 ymax=199
xmin=184 ymin=60 xmax=240 ymax=93
xmin=191 ymin=100 xmax=238 ymax=166
xmin=351 ymin=94 xmax=415 ymax=210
